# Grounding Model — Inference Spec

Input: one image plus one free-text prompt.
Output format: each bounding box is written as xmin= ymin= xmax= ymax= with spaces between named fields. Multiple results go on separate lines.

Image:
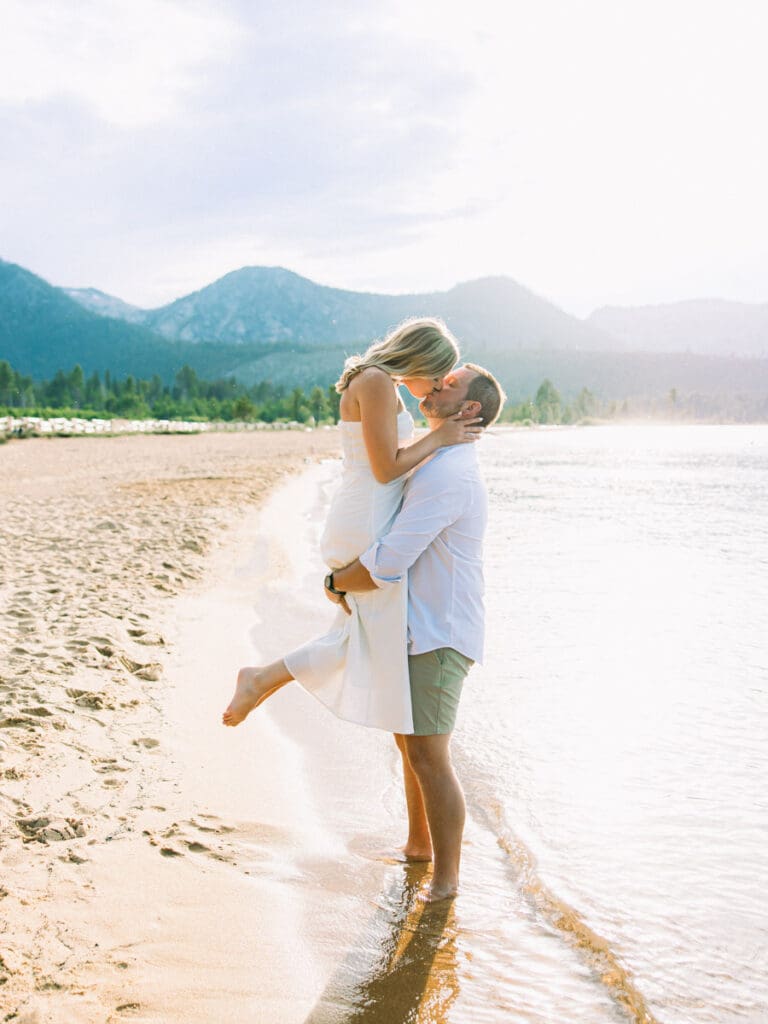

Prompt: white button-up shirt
xmin=360 ymin=443 xmax=487 ymax=664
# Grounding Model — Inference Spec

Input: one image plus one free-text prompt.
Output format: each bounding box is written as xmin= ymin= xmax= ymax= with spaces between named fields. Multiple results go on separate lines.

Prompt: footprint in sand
xmin=0 ymin=716 xmax=40 ymax=732
xmin=132 ymin=737 xmax=159 ymax=750
xmin=20 ymin=706 xmax=54 ymax=718
xmin=113 ymin=1002 xmax=141 ymax=1016
xmin=191 ymin=815 xmax=235 ymax=835
xmin=16 ymin=816 xmax=87 ymax=844
xmin=61 ymin=849 xmax=88 ymax=865
xmin=145 ymin=821 xmax=235 ymax=863
xmin=94 ymin=758 xmax=128 ymax=774
xmin=117 ymin=655 xmax=162 ymax=681
xmin=131 ymin=632 xmax=166 ymax=647
xmin=66 ymin=688 xmax=112 ymax=710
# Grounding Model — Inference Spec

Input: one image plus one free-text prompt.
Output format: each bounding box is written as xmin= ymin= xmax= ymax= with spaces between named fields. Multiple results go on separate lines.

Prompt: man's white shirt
xmin=360 ymin=443 xmax=487 ymax=664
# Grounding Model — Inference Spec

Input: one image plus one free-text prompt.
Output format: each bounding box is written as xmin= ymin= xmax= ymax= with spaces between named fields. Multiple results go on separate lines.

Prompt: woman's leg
xmin=394 ymin=733 xmax=432 ymax=860
xmin=222 ymin=659 xmax=293 ymax=726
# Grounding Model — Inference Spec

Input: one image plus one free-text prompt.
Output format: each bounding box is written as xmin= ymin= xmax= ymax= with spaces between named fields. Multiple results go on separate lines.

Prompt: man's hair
xmin=464 ymin=363 xmax=506 ymax=426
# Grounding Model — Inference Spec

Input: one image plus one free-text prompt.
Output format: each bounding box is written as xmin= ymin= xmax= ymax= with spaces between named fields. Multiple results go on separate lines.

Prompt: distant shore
xmin=1 ymin=414 xmax=333 ymax=440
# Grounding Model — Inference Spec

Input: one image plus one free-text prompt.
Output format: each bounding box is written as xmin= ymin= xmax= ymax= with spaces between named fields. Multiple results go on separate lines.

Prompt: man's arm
xmin=330 ymin=456 xmax=464 ymax=604
xmin=331 ymin=558 xmax=376 ymax=593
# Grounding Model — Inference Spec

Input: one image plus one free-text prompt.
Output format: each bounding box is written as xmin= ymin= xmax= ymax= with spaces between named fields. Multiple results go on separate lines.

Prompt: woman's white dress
xmin=283 ymin=410 xmax=415 ymax=734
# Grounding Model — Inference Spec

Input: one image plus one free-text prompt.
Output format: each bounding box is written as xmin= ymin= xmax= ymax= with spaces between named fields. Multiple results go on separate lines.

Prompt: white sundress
xmin=283 ymin=409 xmax=415 ymax=734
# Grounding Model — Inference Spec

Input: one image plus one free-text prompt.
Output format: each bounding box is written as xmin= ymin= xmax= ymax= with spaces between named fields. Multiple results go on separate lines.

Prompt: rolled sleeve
xmin=360 ymin=543 xmax=401 ymax=588
xmin=359 ymin=461 xmax=465 ymax=588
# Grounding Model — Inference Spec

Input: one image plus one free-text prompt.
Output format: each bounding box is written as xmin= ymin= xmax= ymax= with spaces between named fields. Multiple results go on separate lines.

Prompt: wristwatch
xmin=324 ymin=571 xmax=347 ymax=597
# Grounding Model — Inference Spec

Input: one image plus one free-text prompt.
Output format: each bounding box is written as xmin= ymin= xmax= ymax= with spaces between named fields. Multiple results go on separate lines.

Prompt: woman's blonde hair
xmin=335 ymin=316 xmax=460 ymax=393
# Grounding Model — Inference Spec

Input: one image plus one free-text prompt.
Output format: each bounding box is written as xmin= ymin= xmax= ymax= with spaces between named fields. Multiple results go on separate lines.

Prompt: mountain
xmin=141 ymin=267 xmax=407 ymax=346
xmin=66 ymin=266 xmax=620 ymax=352
xmin=0 ymin=259 xmax=245 ymax=381
xmin=587 ymin=300 xmax=768 ymax=356
xmin=418 ymin=277 xmax=620 ymax=354
xmin=63 ymin=286 xmax=147 ymax=324
xmin=5 ymin=258 xmax=768 ymax=404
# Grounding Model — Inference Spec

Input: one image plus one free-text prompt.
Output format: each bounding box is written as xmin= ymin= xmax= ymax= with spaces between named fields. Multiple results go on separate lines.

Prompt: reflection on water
xmin=304 ymin=866 xmax=458 ymax=1024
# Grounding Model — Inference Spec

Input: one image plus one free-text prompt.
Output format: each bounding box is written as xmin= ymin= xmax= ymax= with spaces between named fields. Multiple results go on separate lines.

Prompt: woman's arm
xmin=354 ymin=369 xmax=477 ymax=484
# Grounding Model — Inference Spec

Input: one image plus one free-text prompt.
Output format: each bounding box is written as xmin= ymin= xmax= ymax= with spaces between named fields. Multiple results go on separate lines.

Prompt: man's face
xmin=419 ymin=366 xmax=477 ymax=419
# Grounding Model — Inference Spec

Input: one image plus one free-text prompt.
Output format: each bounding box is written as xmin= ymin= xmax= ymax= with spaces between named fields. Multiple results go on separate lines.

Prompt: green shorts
xmin=408 ymin=648 xmax=474 ymax=736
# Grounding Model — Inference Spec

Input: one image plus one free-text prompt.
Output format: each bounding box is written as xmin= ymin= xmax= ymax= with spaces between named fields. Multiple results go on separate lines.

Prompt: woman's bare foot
xmin=368 ymin=844 xmax=432 ymax=864
xmin=222 ymin=667 xmax=278 ymax=726
xmin=400 ymin=843 xmax=433 ymax=863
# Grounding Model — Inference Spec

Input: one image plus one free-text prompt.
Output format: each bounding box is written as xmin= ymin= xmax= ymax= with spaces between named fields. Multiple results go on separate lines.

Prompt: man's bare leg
xmin=393 ymin=733 xmax=432 ymax=861
xmin=222 ymin=659 xmax=293 ymax=726
xmin=404 ymin=733 xmax=465 ymax=901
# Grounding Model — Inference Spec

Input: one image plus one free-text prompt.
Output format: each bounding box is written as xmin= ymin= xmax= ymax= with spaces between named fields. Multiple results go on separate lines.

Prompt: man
xmin=324 ymin=363 xmax=505 ymax=902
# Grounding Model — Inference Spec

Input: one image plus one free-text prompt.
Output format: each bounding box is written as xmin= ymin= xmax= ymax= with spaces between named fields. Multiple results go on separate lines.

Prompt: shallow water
xmin=248 ymin=425 xmax=768 ymax=1023
xmin=456 ymin=425 xmax=768 ymax=1023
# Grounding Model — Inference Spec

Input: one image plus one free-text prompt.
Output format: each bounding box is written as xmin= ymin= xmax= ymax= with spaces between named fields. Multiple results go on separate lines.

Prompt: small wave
xmin=456 ymin=749 xmax=661 ymax=1024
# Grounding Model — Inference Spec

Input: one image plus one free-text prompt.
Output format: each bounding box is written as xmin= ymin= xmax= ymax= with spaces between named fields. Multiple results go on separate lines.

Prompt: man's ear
xmin=458 ymin=400 xmax=482 ymax=419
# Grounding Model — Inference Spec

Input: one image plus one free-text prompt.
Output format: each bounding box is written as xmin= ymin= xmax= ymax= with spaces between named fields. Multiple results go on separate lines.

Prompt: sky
xmin=1 ymin=0 xmax=766 ymax=316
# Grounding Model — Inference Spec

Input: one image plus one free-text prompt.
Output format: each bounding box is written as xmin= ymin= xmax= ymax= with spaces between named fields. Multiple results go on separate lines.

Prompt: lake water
xmin=248 ymin=424 xmax=767 ymax=1024
xmin=453 ymin=425 xmax=767 ymax=1023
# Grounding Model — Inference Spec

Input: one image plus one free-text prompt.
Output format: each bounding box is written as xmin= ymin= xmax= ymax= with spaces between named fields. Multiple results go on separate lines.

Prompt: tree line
xmin=0 ymin=360 xmax=341 ymax=424
xmin=1 ymin=357 xmax=762 ymax=425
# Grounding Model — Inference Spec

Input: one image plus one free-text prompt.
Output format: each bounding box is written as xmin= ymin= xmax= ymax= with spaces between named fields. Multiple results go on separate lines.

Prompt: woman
xmin=222 ymin=317 xmax=480 ymax=732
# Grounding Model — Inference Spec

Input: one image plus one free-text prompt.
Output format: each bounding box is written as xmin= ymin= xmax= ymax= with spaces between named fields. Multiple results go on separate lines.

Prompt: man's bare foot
xmin=418 ymin=880 xmax=458 ymax=904
xmin=222 ymin=667 xmax=277 ymax=727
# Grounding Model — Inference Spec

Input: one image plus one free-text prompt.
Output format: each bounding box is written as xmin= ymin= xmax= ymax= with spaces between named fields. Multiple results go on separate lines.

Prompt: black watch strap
xmin=325 ymin=572 xmax=347 ymax=597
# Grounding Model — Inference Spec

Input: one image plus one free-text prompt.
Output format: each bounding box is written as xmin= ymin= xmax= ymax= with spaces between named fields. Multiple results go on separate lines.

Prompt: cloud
xmin=0 ymin=0 xmax=481 ymax=303
xmin=0 ymin=0 xmax=766 ymax=311
xmin=0 ymin=0 xmax=238 ymax=127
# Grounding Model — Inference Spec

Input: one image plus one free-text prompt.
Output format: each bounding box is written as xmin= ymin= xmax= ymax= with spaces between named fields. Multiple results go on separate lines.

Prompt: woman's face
xmin=399 ymin=375 xmax=445 ymax=399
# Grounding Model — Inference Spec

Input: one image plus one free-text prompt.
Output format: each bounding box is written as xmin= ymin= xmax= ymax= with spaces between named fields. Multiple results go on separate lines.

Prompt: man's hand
xmin=324 ymin=581 xmax=351 ymax=615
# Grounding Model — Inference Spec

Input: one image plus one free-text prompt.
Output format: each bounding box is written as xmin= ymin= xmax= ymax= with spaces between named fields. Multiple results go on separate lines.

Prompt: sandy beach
xmin=1 ymin=429 xmax=393 ymax=1023
xmin=6 ymin=426 xmax=760 ymax=1024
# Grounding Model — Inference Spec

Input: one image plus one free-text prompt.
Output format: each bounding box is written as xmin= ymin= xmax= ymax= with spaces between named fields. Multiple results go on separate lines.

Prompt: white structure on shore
xmin=2 ymin=416 xmax=314 ymax=437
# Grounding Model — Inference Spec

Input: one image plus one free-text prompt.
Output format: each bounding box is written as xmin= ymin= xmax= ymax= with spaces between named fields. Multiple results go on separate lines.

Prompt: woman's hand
xmin=434 ymin=412 xmax=483 ymax=447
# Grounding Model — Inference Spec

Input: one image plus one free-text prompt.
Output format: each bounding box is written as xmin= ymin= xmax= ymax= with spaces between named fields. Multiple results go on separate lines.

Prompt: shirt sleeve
xmin=359 ymin=457 xmax=465 ymax=588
